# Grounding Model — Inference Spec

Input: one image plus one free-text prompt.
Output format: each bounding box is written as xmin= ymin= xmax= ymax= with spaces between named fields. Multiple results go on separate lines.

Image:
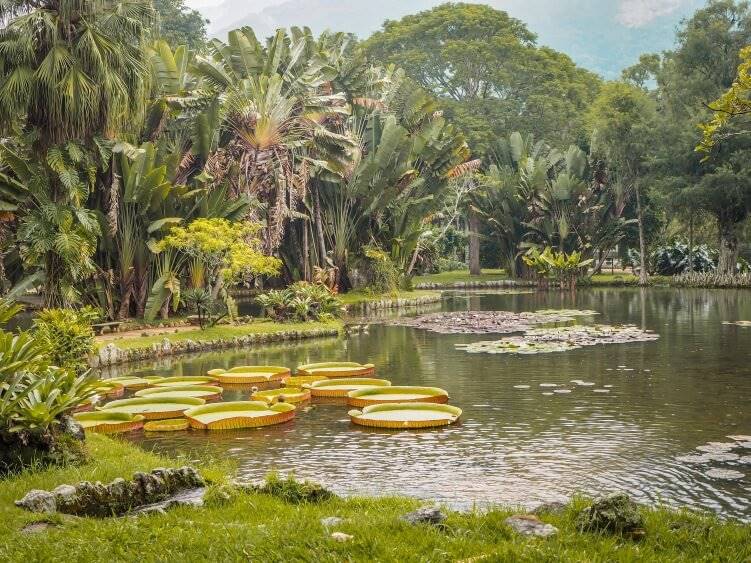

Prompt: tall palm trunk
xmin=718 ymin=219 xmax=739 ymax=275
xmin=313 ymin=184 xmax=327 ymax=266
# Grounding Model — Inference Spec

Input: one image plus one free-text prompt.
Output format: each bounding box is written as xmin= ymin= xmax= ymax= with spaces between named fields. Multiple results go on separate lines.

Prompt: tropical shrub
xmin=182 ymin=288 xmax=236 ymax=329
xmin=33 ymin=307 xmax=98 ymax=374
xmin=523 ymin=247 xmax=593 ymax=289
xmin=633 ymin=241 xmax=716 ymax=276
xmin=357 ymin=247 xmax=401 ymax=294
xmin=257 ymin=283 xmax=343 ymax=322
xmin=0 ymin=299 xmax=97 ymax=475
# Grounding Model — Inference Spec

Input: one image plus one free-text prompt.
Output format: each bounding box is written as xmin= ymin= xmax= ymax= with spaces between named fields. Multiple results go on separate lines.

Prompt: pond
xmin=108 ymin=288 xmax=751 ymax=520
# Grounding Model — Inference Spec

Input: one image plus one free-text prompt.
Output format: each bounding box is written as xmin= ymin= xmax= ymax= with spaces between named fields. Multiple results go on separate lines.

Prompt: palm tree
xmin=0 ymin=0 xmax=155 ymax=306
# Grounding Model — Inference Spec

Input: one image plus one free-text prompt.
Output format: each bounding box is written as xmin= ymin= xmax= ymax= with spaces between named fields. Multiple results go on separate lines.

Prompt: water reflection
xmin=112 ymin=288 xmax=751 ymax=519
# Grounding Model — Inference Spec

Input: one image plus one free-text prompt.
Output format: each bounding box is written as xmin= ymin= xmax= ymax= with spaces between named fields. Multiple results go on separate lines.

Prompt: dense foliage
xmin=257 ymin=282 xmax=343 ymax=322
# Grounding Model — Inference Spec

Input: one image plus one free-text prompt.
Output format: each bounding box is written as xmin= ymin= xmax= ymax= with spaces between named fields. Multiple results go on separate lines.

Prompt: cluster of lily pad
xmin=456 ymin=324 xmax=659 ymax=356
xmin=391 ymin=309 xmax=599 ymax=335
xmin=674 ymin=436 xmax=750 ymax=480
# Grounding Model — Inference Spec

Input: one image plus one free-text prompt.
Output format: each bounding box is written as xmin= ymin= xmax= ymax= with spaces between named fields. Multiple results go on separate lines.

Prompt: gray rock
xmin=330 ymin=532 xmax=353 ymax=542
xmin=59 ymin=415 xmax=85 ymax=441
xmin=400 ymin=506 xmax=446 ymax=525
xmin=15 ymin=490 xmax=56 ymax=513
xmin=320 ymin=516 xmax=345 ymax=528
xmin=505 ymin=515 xmax=558 ymax=537
xmin=133 ymin=487 xmax=206 ymax=515
xmin=20 ymin=521 xmax=57 ymax=534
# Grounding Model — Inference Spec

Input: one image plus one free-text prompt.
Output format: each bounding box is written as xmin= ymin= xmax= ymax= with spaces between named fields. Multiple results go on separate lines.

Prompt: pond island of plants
xmin=2 ymin=0 xmax=751 ymax=559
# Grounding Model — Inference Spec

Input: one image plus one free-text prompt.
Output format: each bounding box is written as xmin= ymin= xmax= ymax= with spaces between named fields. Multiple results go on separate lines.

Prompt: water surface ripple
xmin=114 ymin=288 xmax=751 ymax=519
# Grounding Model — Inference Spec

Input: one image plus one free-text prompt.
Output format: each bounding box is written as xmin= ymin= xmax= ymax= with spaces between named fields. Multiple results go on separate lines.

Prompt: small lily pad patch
xmin=391 ymin=310 xmax=598 ymax=335
xmin=722 ymin=320 xmax=751 ymax=327
xmin=727 ymin=435 xmax=751 ymax=442
xmin=705 ymin=469 xmax=745 ymax=480
xmin=513 ymin=385 xmax=530 ymax=389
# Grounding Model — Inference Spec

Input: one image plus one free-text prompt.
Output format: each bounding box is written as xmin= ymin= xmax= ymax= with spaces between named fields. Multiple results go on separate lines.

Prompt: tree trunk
xmin=687 ymin=214 xmax=694 ymax=274
xmin=635 ymin=185 xmax=648 ymax=286
xmin=312 ymin=185 xmax=327 ymax=267
xmin=718 ymin=220 xmax=739 ymax=275
xmin=302 ymin=221 xmax=310 ymax=281
xmin=468 ymin=210 xmax=481 ymax=276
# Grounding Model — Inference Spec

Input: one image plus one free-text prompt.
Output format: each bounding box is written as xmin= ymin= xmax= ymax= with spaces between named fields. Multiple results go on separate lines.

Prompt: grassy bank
xmin=97 ymin=319 xmax=344 ymax=351
xmin=339 ymin=289 xmax=441 ymax=306
xmin=2 ymin=436 xmax=749 ymax=562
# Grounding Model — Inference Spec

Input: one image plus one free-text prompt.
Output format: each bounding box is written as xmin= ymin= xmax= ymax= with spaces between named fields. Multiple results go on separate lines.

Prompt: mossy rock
xmin=576 ymin=493 xmax=645 ymax=538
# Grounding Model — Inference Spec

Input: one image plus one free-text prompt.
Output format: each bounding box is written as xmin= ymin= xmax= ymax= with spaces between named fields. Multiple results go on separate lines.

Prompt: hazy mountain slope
xmin=205 ymin=0 xmax=707 ymax=78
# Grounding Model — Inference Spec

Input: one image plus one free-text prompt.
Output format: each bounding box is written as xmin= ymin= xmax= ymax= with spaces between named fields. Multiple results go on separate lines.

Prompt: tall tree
xmin=586 ymin=82 xmax=657 ymax=285
xmin=362 ymin=3 xmax=600 ymax=153
xmin=153 ymin=0 xmax=208 ymax=51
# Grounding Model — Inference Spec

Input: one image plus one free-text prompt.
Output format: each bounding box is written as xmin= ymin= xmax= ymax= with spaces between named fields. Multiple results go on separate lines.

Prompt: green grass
xmin=413 ymin=269 xmax=509 ymax=285
xmin=98 ymin=319 xmax=344 ymax=351
xmin=338 ymin=289 xmax=440 ymax=306
xmin=588 ymin=273 xmax=639 ymax=285
xmin=1 ymin=435 xmax=749 ymax=562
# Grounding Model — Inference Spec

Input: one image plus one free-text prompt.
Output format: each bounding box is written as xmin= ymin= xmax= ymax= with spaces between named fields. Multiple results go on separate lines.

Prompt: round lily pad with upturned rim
xmin=74 ymin=412 xmax=145 ymax=433
xmin=136 ymin=385 xmax=223 ymax=400
xmin=348 ymin=403 xmax=462 ymax=429
xmin=347 ymin=386 xmax=449 ymax=407
xmin=144 ymin=418 xmax=190 ymax=432
xmin=152 ymin=376 xmax=218 ymax=387
xmin=305 ymin=378 xmax=391 ymax=398
xmin=296 ymin=361 xmax=375 ymax=378
xmin=93 ymin=381 xmax=125 ymax=398
xmin=109 ymin=376 xmax=152 ymax=390
xmin=208 ymin=366 xmax=291 ymax=385
xmin=99 ymin=396 xmax=205 ymax=420
xmin=251 ymin=387 xmax=311 ymax=404
xmin=287 ymin=375 xmax=329 ymax=387
xmin=184 ymin=401 xmax=296 ymax=430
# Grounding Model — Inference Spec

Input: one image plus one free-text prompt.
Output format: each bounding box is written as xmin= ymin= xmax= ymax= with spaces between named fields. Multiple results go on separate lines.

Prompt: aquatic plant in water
xmin=391 ymin=310 xmax=600 ymax=335
xmin=456 ymin=324 xmax=658 ymax=355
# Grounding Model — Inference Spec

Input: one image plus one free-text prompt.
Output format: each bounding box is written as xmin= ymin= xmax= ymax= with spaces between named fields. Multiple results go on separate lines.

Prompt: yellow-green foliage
xmin=699 ymin=45 xmax=751 ymax=152
xmin=157 ymin=218 xmax=281 ymax=285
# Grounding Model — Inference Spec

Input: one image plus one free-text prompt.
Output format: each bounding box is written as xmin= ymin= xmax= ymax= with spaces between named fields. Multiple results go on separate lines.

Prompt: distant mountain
xmin=200 ymin=0 xmax=708 ymax=79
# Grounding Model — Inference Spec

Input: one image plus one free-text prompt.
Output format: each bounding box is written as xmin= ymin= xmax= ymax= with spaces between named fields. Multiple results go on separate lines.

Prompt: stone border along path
xmin=346 ymin=294 xmax=443 ymax=313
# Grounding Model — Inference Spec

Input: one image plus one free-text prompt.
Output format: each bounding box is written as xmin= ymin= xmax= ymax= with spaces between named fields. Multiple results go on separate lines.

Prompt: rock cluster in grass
xmin=505 ymin=514 xmax=559 ymax=537
xmin=15 ymin=467 xmax=204 ymax=517
xmin=400 ymin=506 xmax=447 ymax=525
xmin=91 ymin=327 xmax=342 ymax=367
xmin=233 ymin=475 xmax=336 ymax=504
xmin=575 ymin=493 xmax=645 ymax=538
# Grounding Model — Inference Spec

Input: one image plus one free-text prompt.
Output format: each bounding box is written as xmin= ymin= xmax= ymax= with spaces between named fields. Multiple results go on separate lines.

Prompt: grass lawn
xmin=413 ymin=269 xmax=509 ymax=285
xmin=589 ymin=273 xmax=639 ymax=285
xmin=338 ymin=289 xmax=441 ymax=306
xmin=98 ymin=319 xmax=344 ymax=351
xmin=1 ymin=435 xmax=750 ymax=562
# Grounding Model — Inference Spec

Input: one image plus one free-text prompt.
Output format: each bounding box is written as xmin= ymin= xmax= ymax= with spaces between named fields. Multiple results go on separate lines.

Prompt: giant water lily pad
xmin=347 ymin=386 xmax=449 ymax=407
xmin=349 ymin=403 xmax=462 ymax=429
xmin=305 ymin=378 xmax=392 ymax=398
xmin=143 ymin=419 xmax=189 ymax=432
xmin=108 ymin=376 xmax=152 ymax=390
xmin=136 ymin=385 xmax=223 ymax=400
xmin=153 ymin=376 xmax=218 ymax=387
xmin=296 ymin=362 xmax=375 ymax=378
xmin=99 ymin=397 xmax=205 ymax=420
xmin=390 ymin=310 xmax=597 ymax=335
xmin=286 ymin=375 xmax=329 ymax=387
xmin=184 ymin=401 xmax=296 ymax=430
xmin=93 ymin=381 xmax=125 ymax=398
xmin=251 ymin=387 xmax=311 ymax=404
xmin=74 ymin=412 xmax=145 ymax=433
xmin=208 ymin=366 xmax=290 ymax=386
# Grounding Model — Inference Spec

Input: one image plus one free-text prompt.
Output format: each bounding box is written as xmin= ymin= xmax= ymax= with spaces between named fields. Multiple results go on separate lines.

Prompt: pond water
xmin=110 ymin=288 xmax=751 ymax=519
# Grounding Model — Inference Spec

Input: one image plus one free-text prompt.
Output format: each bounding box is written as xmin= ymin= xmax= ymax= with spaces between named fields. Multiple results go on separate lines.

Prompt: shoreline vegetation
xmin=1 ymin=435 xmax=749 ymax=562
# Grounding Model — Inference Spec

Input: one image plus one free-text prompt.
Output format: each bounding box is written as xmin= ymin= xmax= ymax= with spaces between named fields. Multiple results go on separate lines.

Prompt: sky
xmin=182 ymin=0 xmax=708 ymax=78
